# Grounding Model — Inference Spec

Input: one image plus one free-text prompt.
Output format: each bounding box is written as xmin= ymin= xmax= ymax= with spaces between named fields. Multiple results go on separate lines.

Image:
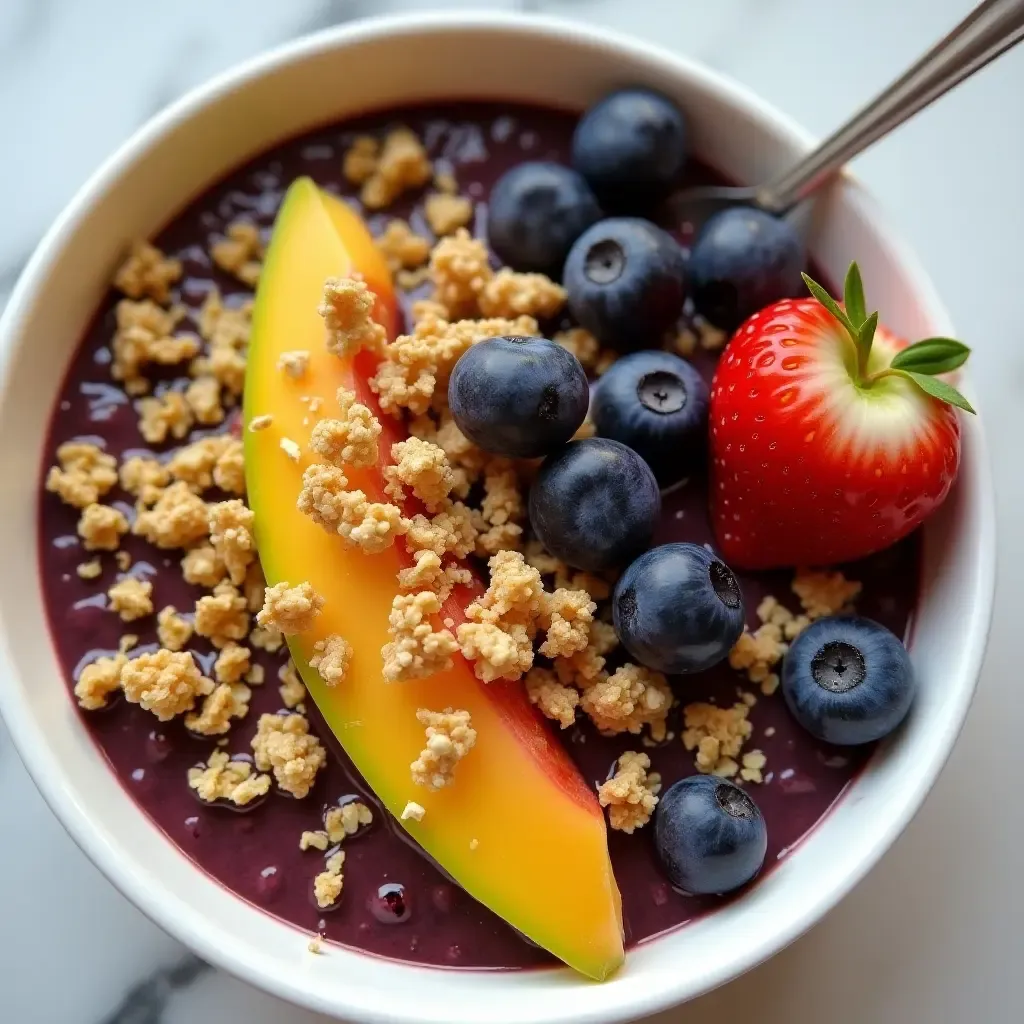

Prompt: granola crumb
xmin=76 ymin=559 xmax=102 ymax=580
xmin=397 ymin=548 xmax=443 ymax=593
xmin=280 ymin=437 xmax=302 ymax=462
xmin=309 ymin=634 xmax=352 ymax=687
xmin=251 ymin=712 xmax=326 ymax=799
xmin=111 ymin=299 xmax=187 ymax=392
xmin=188 ymin=750 xmax=270 ymax=806
xmin=277 ymin=349 xmax=310 ymax=379
xmin=696 ymin=317 xmax=728 ymax=352
xmin=309 ymin=389 xmax=382 ymax=468
xmin=166 ymin=435 xmax=230 ymax=493
xmin=325 ymin=801 xmax=373 ymax=843
xmin=184 ymin=376 xmax=224 ymax=426
xmin=181 ymin=544 xmax=226 ymax=587
xmin=792 ymin=569 xmax=862 ymax=619
xmin=377 ymin=219 xmax=431 ymax=271
xmin=313 ymin=850 xmax=346 ymax=909
xmin=296 ymin=463 xmax=349 ymax=532
xmin=424 ymin=192 xmax=473 ymax=236
xmin=133 ymin=481 xmax=208 ymax=549
xmin=338 ymin=496 xmax=407 ymax=554
xmin=360 ymin=127 xmax=431 ymax=210
xmin=469 ymin=838 xmax=479 ymax=851
xmin=457 ymin=621 xmax=534 ymax=683
xmin=213 ymin=642 xmax=251 ymax=684
xmin=400 ymin=801 xmax=425 ymax=822
xmin=524 ymin=667 xmax=579 ymax=729
xmin=581 ymin=663 xmax=672 ymax=739
xmin=410 ymin=707 xmax=476 ymax=791
xmin=396 ymin=266 xmax=431 ymax=290
xmin=208 ymin=499 xmax=256 ymax=586
xmin=211 ymin=219 xmax=263 ymax=287
xmin=539 ymin=588 xmax=596 ymax=658
xmin=682 ymin=701 xmax=754 ymax=776
xmin=245 ymin=664 xmax=265 ymax=686
xmin=137 ymin=391 xmax=194 ymax=445
xmin=465 ymin=549 xmax=545 ymax=629
xmin=383 ymin=437 xmax=454 ymax=511
xmin=121 ymin=649 xmax=214 ymax=721
xmin=256 ymin=581 xmax=322 ymax=637
xmin=473 ymin=463 xmax=525 ymax=557
xmin=308 ymin=936 xmax=323 ymax=955
xmin=382 ymin=591 xmax=459 ymax=683
xmin=599 ymin=751 xmax=660 ymax=833
xmin=74 ymin=653 xmax=126 ymax=710
xmin=249 ymin=625 xmax=285 ymax=653
xmin=429 ymin=229 xmax=492 ymax=318
xmin=107 ymin=576 xmax=153 ymax=622
xmin=196 ymin=287 xmax=252 ymax=350
xmin=185 ymin=681 xmax=251 ymax=736
xmin=342 ymin=134 xmax=379 ymax=185
xmin=249 ymin=414 xmax=273 ymax=432
xmin=194 ymin=580 xmax=250 ymax=648
xmin=78 ymin=503 xmax=129 ymax=552
xmin=403 ymin=500 xmax=477 ymax=560
xmin=113 ymin=241 xmax=182 ymax=303
xmin=278 ymin=661 xmax=307 ymax=709
xmin=478 ymin=268 xmax=567 ymax=320
xmin=300 ymin=830 xmax=330 ymax=852
xmin=552 ymin=327 xmax=602 ymax=372
xmin=46 ymin=442 xmax=118 ymax=509
xmin=740 ymin=749 xmax=767 ymax=784
xmin=318 ymin=277 xmax=387 ymax=358
xmin=119 ymin=455 xmax=170 ymax=506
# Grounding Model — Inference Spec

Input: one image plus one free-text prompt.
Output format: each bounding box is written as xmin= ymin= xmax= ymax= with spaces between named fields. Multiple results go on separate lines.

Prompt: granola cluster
xmin=598 ymin=751 xmax=662 ymax=833
xmin=410 ymin=707 xmax=477 ymax=791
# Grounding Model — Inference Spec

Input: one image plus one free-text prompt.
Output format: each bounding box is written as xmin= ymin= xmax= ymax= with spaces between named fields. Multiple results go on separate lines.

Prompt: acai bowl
xmin=0 ymin=12 xmax=995 ymax=1024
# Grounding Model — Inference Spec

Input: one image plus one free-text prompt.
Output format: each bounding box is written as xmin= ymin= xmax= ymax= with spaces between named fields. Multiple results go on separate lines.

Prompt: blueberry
xmin=781 ymin=616 xmax=915 ymax=746
xmin=572 ymin=88 xmax=688 ymax=212
xmin=564 ymin=218 xmax=686 ymax=350
xmin=591 ymin=350 xmax=708 ymax=487
xmin=448 ymin=335 xmax=589 ymax=459
xmin=528 ymin=438 xmax=660 ymax=572
xmin=689 ymin=207 xmax=805 ymax=332
xmin=487 ymin=162 xmax=602 ymax=276
xmin=613 ymin=543 xmax=744 ymax=674
xmin=655 ymin=775 xmax=767 ymax=895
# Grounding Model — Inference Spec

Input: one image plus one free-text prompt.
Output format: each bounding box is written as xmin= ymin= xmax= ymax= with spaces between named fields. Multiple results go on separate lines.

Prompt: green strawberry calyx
xmin=800 ymin=262 xmax=975 ymax=414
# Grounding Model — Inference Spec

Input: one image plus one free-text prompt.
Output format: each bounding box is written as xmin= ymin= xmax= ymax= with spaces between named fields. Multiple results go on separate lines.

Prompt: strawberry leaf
xmin=858 ymin=311 xmax=878 ymax=365
xmin=843 ymin=262 xmax=867 ymax=329
xmin=801 ymin=272 xmax=856 ymax=337
xmin=890 ymin=338 xmax=971 ymax=375
xmin=900 ymin=370 xmax=976 ymax=413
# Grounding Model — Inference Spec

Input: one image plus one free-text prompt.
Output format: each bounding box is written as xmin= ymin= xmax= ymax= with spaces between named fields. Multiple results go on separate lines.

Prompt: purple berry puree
xmin=37 ymin=102 xmax=919 ymax=971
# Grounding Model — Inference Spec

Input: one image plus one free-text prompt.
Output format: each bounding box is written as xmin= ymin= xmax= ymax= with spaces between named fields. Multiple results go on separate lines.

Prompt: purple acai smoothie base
xmin=38 ymin=102 xmax=920 ymax=970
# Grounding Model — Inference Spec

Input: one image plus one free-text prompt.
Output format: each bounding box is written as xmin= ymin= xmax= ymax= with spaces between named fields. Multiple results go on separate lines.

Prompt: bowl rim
xmin=0 ymin=9 xmax=996 ymax=1023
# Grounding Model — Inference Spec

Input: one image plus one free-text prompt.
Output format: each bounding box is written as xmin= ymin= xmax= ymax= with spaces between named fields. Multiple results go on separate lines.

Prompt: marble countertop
xmin=2 ymin=0 xmax=1022 ymax=1021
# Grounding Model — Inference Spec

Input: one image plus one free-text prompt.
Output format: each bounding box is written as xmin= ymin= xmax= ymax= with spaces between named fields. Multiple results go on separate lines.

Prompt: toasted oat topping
xmin=474 ymin=463 xmax=525 ymax=556
xmin=74 ymin=653 xmax=126 ymax=710
xmin=213 ymin=642 xmax=251 ymax=684
xmin=181 ymin=544 xmax=227 ymax=588
xmin=524 ymin=667 xmax=579 ymax=729
xmin=277 ymin=349 xmax=310 ymax=379
xmin=249 ymin=624 xmax=285 ymax=653
xmin=76 ymin=559 xmax=102 ymax=580
xmin=377 ymin=219 xmax=431 ymax=271
xmin=133 ymin=481 xmax=208 ymax=549
xmin=400 ymin=801 xmax=426 ymax=822
xmin=382 ymin=591 xmax=459 ymax=683
xmin=251 ymin=712 xmax=326 ymax=799
xmin=184 ymin=376 xmax=224 ymax=426
xmin=539 ymin=588 xmax=596 ymax=658
xmin=257 ymin=581 xmax=323 ymax=636
xmin=792 ymin=569 xmax=862 ymax=619
xmin=197 ymin=287 xmax=252 ymax=349
xmin=208 ymin=499 xmax=256 ymax=586
xmin=188 ymin=750 xmax=270 ymax=807
xmin=598 ymin=751 xmax=661 ymax=833
xmin=457 ymin=621 xmax=533 ymax=683
xmin=338 ymin=496 xmax=407 ymax=554
xmin=478 ymin=268 xmax=567 ymax=320
xmin=360 ymin=128 xmax=431 ymax=210
xmin=249 ymin=414 xmax=273 ymax=432
xmin=424 ymin=192 xmax=473 ymax=236
xmin=325 ymin=801 xmax=373 ymax=843
xmin=403 ymin=501 xmax=477 ymax=560
xmin=194 ymin=342 xmax=247 ymax=397
xmin=740 ymin=749 xmax=767 ymax=784
xmin=211 ymin=219 xmax=263 ymax=287
xmin=279 ymin=437 xmax=302 ymax=463
xmin=111 ymin=299 xmax=186 ymax=392
xmin=313 ymin=850 xmax=346 ymax=909
xmin=78 ymin=503 xmax=129 ymax=552
xmin=107 ymin=577 xmax=153 ymax=622
xmin=278 ymin=661 xmax=307 ymax=709
xmin=383 ymin=437 xmax=454 ymax=511
xmin=119 ymin=455 xmax=170 ymax=506
xmin=185 ymin=681 xmax=251 ymax=736
xmin=194 ymin=580 xmax=250 ymax=648
xmin=167 ymin=435 xmax=231 ymax=492
xmin=429 ymin=229 xmax=492 ymax=318
xmin=397 ymin=549 xmax=444 ymax=592
xmin=296 ymin=463 xmax=350 ymax=531
xmin=342 ymin=134 xmax=379 ymax=185
xmin=300 ymin=830 xmax=330 ymax=852
xmin=121 ymin=649 xmax=213 ymax=721
xmin=213 ymin=439 xmax=246 ymax=498
xmin=410 ymin=707 xmax=476 ymax=791
xmin=319 ymin=277 xmax=387 ymax=358
xmin=137 ymin=392 xmax=194 ymax=445
xmin=553 ymin=327 xmax=603 ymax=372
xmin=45 ymin=442 xmax=118 ymax=509
xmin=113 ymin=241 xmax=182 ymax=303
xmin=465 ymin=549 xmax=545 ymax=630
xmin=581 ymin=664 xmax=672 ymax=739
xmin=682 ymin=701 xmax=754 ymax=778
xmin=309 ymin=389 xmax=382 ymax=468
xmin=309 ymin=634 xmax=352 ymax=687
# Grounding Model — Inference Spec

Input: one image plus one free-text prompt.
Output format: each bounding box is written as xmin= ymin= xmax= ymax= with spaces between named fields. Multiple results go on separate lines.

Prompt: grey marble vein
xmin=97 ymin=954 xmax=211 ymax=1024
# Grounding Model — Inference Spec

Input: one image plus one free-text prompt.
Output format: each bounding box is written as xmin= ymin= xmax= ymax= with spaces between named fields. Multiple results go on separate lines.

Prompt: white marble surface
xmin=2 ymin=0 xmax=1023 ymax=1020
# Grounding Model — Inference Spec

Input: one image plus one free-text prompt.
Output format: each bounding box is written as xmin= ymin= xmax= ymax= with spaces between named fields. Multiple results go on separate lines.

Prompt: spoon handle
xmin=756 ymin=0 xmax=1024 ymax=214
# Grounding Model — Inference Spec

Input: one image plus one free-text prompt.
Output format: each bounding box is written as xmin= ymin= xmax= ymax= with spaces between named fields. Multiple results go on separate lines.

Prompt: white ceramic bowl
xmin=0 ymin=11 xmax=995 ymax=1024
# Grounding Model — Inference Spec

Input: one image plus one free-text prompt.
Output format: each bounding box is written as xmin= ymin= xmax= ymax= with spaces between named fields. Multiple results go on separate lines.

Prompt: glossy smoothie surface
xmin=38 ymin=102 xmax=920 ymax=969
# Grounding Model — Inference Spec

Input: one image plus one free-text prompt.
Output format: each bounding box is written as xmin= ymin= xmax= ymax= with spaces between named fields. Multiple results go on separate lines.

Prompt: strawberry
xmin=708 ymin=262 xmax=973 ymax=569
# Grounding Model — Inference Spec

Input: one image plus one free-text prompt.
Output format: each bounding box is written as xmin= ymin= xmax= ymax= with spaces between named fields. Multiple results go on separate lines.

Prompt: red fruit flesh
xmin=709 ymin=298 xmax=961 ymax=569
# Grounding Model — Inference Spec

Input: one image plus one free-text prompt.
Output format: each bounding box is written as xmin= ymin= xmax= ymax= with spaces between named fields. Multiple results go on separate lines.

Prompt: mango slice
xmin=244 ymin=178 xmax=624 ymax=980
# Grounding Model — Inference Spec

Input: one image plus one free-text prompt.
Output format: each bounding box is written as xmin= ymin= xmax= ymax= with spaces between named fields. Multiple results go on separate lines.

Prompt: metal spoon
xmin=670 ymin=0 xmax=1024 ymax=226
